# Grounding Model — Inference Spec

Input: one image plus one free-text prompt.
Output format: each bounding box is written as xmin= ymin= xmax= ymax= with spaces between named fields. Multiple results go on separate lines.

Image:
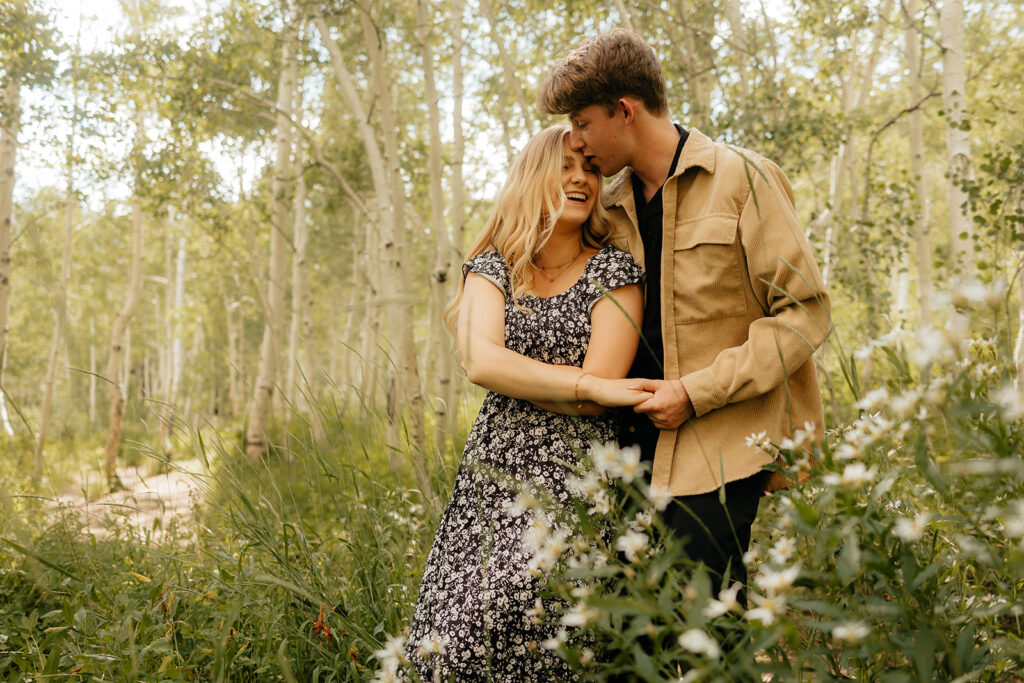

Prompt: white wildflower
xmin=745 ymin=593 xmax=786 ymax=627
xmin=951 ymin=279 xmax=988 ymax=308
xmin=678 ymin=628 xmax=721 ymax=659
xmin=824 ymin=462 xmax=877 ymax=489
xmin=745 ymin=431 xmax=770 ymax=451
xmin=994 ymin=384 xmax=1024 ymax=421
xmin=768 ymin=537 xmax=796 ymax=565
xmin=703 ymin=583 xmax=743 ymax=618
xmin=754 ymin=565 xmax=800 ymax=596
xmin=567 ymin=471 xmax=605 ymax=500
xmin=590 ymin=441 xmax=622 ymax=478
xmin=522 ymin=515 xmax=553 ymax=552
xmin=742 ymin=546 xmax=760 ymax=566
xmin=587 ymin=488 xmax=610 ymax=516
xmin=633 ymin=510 xmax=653 ymax=529
xmin=889 ymin=389 xmax=921 ymax=419
xmin=541 ymin=629 xmax=568 ymax=650
xmin=374 ymin=633 xmax=407 ymax=668
xmin=616 ymin=529 xmax=649 ymax=563
xmin=647 ymin=484 xmax=673 ymax=511
xmin=525 ymin=598 xmax=546 ymax=622
xmin=832 ymin=621 xmax=870 ymax=644
xmin=893 ymin=513 xmax=930 ymax=542
xmin=615 ymin=445 xmax=644 ymax=484
xmin=507 ymin=491 xmax=541 ymax=516
xmin=561 ymin=602 xmax=598 ymax=627
xmin=855 ymin=388 xmax=888 ymax=412
xmin=1003 ymin=499 xmax=1024 ymax=539
xmin=915 ymin=327 xmax=953 ymax=366
xmin=415 ymin=632 xmax=448 ymax=658
xmin=834 ymin=443 xmax=858 ymax=461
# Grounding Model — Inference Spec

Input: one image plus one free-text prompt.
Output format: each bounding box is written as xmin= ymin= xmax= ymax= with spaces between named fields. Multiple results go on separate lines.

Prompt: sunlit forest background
xmin=2 ymin=0 xmax=1023 ymax=680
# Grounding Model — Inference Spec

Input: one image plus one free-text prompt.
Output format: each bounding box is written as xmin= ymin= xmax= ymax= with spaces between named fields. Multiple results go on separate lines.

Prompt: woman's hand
xmin=579 ymin=375 xmax=653 ymax=407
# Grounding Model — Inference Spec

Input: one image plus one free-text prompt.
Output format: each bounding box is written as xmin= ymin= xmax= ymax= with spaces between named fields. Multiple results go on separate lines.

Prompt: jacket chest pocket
xmin=671 ymin=216 xmax=748 ymax=324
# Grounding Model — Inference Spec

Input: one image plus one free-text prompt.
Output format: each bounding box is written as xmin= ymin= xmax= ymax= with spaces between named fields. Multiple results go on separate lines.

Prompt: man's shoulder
xmin=601 ymin=171 xmax=632 ymax=209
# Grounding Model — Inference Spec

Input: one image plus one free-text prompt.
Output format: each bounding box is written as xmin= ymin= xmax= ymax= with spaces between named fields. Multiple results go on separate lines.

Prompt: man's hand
xmin=629 ymin=378 xmax=694 ymax=430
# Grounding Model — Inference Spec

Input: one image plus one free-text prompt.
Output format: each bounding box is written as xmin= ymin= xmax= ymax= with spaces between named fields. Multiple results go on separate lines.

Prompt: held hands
xmin=628 ymin=378 xmax=694 ymax=430
xmin=577 ymin=374 xmax=653 ymax=407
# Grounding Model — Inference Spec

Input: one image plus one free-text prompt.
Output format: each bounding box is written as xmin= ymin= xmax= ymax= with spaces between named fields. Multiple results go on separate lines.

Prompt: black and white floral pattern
xmin=404 ymin=246 xmax=644 ymax=682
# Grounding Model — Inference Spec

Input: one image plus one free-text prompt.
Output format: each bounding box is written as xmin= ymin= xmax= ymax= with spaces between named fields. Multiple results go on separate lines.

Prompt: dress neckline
xmin=520 ymin=246 xmax=610 ymax=300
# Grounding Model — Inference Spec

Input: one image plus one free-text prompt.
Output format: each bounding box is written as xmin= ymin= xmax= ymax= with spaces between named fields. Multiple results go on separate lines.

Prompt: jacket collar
xmin=603 ymin=127 xmax=717 ymax=209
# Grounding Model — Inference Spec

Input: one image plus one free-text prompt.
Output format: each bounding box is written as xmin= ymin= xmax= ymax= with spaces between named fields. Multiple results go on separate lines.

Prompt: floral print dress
xmin=404 ymin=246 xmax=644 ymax=682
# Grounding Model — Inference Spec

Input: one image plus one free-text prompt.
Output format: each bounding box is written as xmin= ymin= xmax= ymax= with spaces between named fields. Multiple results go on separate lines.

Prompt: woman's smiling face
xmin=556 ymin=136 xmax=600 ymax=230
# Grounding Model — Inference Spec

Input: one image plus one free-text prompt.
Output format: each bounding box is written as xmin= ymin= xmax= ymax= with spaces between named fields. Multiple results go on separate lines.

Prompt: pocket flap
xmin=674 ymin=215 xmax=739 ymax=251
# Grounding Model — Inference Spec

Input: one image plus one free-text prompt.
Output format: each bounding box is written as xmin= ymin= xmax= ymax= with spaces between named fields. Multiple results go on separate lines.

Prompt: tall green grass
xmin=0 ymin=395 xmax=461 ymax=681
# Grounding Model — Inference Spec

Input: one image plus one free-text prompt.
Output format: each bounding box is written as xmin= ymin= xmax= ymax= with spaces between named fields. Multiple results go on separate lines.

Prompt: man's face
xmin=568 ymin=104 xmax=628 ymax=177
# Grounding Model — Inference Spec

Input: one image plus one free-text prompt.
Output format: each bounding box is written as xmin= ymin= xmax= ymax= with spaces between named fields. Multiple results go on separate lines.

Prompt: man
xmin=537 ymin=29 xmax=831 ymax=597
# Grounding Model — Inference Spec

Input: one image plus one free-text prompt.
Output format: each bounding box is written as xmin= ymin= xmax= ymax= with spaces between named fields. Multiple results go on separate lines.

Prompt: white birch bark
xmin=225 ymin=298 xmax=242 ymax=418
xmin=417 ymin=0 xmax=455 ymax=455
xmin=35 ymin=79 xmax=77 ymax=483
xmin=940 ymin=0 xmax=974 ymax=281
xmin=245 ymin=14 xmax=297 ymax=457
xmin=103 ymin=105 xmax=145 ymax=489
xmin=449 ymin=0 xmax=467 ymax=429
xmin=88 ymin=320 xmax=96 ymax=424
xmin=160 ymin=235 xmax=186 ymax=456
xmin=0 ymin=77 xmax=20 ymax=437
xmin=905 ymin=0 xmax=933 ymax=327
xmin=357 ymin=9 xmax=431 ymax=499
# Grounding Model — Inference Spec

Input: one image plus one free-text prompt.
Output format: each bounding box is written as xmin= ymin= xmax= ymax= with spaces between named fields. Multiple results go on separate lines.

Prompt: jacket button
xmin=628 ymin=426 xmax=636 ymax=433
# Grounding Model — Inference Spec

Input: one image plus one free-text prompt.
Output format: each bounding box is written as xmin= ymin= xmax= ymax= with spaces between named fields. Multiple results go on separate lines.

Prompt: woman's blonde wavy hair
xmin=444 ymin=125 xmax=614 ymax=333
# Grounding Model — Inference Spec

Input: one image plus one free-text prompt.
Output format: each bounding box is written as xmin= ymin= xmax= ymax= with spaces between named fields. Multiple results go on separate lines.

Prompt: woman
xmin=404 ymin=125 xmax=648 ymax=681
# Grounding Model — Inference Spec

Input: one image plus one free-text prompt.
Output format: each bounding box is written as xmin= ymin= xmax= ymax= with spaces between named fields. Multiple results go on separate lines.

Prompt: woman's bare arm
xmin=458 ymin=273 xmax=648 ymax=410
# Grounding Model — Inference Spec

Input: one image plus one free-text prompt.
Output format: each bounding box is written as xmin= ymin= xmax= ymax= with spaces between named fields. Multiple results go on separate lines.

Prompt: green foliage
xmin=0 ymin=404 xmax=444 ymax=681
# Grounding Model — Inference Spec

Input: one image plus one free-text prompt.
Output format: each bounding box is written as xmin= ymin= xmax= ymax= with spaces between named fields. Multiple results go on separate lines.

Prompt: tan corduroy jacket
xmin=605 ymin=128 xmax=832 ymax=496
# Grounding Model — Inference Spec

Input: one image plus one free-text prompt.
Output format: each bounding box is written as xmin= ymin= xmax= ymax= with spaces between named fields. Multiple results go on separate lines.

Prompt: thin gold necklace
xmin=535 ymin=244 xmax=583 ymax=283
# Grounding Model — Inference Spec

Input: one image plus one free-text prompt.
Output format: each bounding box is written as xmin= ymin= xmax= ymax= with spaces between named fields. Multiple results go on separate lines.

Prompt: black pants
xmin=661 ymin=471 xmax=763 ymax=602
xmin=619 ymin=409 xmax=762 ymax=599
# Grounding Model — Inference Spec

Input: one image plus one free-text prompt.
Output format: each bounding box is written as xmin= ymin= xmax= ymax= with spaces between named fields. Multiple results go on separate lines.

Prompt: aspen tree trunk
xmin=450 ymin=0 xmax=467 ymax=430
xmin=160 ymin=235 xmax=185 ymax=457
xmin=284 ymin=86 xmax=306 ymax=428
xmin=245 ymin=15 xmax=297 ymax=457
xmin=0 ymin=77 xmax=20 ymax=438
xmin=417 ymin=0 xmax=456 ymax=454
xmin=225 ymin=298 xmax=242 ymax=418
xmin=313 ymin=14 xmax=393 ymax=419
xmin=905 ymin=0 xmax=933 ymax=327
xmin=104 ymin=106 xmax=145 ymax=490
xmin=1016 ymin=267 xmax=1024 ymax=386
xmin=35 ymin=83 xmax=77 ymax=484
xmin=940 ymin=0 xmax=974 ymax=281
xmin=358 ymin=213 xmax=382 ymax=409
xmin=357 ymin=9 xmax=431 ymax=501
xmin=316 ymin=10 xmax=435 ymax=503
xmin=88 ymin=320 xmax=96 ymax=423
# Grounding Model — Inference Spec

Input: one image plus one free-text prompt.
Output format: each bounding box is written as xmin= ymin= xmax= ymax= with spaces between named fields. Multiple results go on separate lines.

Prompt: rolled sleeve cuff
xmin=680 ymin=368 xmax=725 ymax=418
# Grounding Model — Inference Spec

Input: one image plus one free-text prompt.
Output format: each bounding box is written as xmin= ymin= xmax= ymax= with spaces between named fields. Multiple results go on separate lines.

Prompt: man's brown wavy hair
xmin=537 ymin=28 xmax=668 ymax=117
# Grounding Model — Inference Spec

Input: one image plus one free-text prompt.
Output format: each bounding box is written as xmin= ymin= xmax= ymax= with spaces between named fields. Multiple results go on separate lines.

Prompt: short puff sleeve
xmin=462 ymin=251 xmax=509 ymax=297
xmin=585 ymin=247 xmax=645 ymax=313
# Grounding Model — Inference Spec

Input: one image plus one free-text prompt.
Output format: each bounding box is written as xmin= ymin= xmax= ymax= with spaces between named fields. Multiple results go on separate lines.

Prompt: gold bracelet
xmin=574 ymin=370 xmax=589 ymax=403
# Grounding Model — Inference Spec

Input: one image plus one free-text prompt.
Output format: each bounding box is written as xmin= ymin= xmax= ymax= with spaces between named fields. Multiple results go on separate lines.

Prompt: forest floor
xmin=53 ymin=458 xmax=205 ymax=542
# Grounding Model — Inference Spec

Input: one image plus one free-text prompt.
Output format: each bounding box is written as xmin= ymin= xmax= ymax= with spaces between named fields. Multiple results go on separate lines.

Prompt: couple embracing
xmin=404 ymin=29 xmax=832 ymax=681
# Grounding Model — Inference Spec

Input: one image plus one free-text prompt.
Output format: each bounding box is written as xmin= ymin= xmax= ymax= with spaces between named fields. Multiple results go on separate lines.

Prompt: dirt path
xmin=55 ymin=459 xmax=206 ymax=542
